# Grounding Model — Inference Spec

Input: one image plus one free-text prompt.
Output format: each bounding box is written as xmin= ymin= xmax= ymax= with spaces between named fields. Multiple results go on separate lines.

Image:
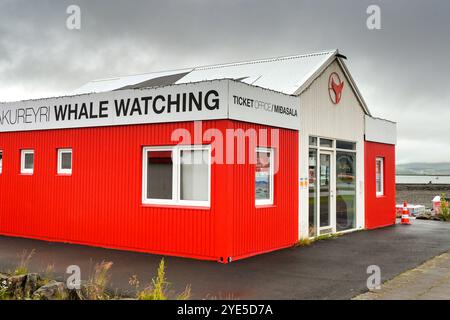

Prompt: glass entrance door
xmin=319 ymin=151 xmax=333 ymax=235
xmin=308 ymin=137 xmax=358 ymax=237
xmin=336 ymin=151 xmax=356 ymax=231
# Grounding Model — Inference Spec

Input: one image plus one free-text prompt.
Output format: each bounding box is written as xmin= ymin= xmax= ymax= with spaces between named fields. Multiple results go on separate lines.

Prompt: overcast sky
xmin=0 ymin=0 xmax=449 ymax=164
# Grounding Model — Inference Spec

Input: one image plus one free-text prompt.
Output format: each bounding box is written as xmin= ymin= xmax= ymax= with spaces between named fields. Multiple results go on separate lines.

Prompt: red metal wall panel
xmin=227 ymin=122 xmax=299 ymax=261
xmin=364 ymin=141 xmax=396 ymax=229
xmin=0 ymin=120 xmax=298 ymax=262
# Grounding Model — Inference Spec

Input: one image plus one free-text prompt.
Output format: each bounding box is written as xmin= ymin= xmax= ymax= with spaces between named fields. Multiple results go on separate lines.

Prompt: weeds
xmin=39 ymin=264 xmax=55 ymax=285
xmin=0 ymin=278 xmax=10 ymax=300
xmin=85 ymin=261 xmax=113 ymax=300
xmin=296 ymin=233 xmax=341 ymax=247
xmin=2 ymin=252 xmax=191 ymax=300
xmin=315 ymin=233 xmax=341 ymax=241
xmin=296 ymin=238 xmax=313 ymax=247
xmin=132 ymin=258 xmax=191 ymax=300
xmin=14 ymin=249 xmax=35 ymax=276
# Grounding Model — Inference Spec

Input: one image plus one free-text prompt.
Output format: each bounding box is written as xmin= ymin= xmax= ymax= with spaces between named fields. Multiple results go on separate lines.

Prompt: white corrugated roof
xmin=72 ymin=50 xmax=338 ymax=96
xmin=72 ymin=68 xmax=193 ymax=95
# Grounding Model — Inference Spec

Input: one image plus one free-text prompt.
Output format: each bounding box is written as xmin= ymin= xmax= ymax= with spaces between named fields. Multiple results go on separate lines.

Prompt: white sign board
xmin=228 ymin=81 xmax=300 ymax=130
xmin=0 ymin=80 xmax=300 ymax=132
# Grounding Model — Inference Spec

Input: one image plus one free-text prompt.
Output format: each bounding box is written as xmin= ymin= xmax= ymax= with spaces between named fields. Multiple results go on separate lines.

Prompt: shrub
xmin=440 ymin=193 xmax=450 ymax=221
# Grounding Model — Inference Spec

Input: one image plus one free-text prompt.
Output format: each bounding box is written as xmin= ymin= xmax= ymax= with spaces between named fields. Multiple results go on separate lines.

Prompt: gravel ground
xmin=396 ymin=184 xmax=450 ymax=209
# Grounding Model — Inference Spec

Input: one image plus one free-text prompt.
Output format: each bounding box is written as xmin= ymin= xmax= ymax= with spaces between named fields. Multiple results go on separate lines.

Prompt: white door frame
xmin=317 ymin=149 xmax=336 ymax=235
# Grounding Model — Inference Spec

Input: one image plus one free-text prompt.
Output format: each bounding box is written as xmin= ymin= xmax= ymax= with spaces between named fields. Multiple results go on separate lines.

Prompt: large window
xmin=21 ymin=150 xmax=34 ymax=174
xmin=57 ymin=149 xmax=72 ymax=175
xmin=142 ymin=145 xmax=211 ymax=207
xmin=255 ymin=148 xmax=274 ymax=206
xmin=0 ymin=151 xmax=3 ymax=174
xmin=376 ymin=157 xmax=384 ymax=196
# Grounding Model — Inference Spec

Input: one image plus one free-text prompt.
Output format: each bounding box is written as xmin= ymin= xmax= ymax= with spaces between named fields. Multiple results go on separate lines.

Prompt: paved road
xmin=1 ymin=219 xmax=450 ymax=299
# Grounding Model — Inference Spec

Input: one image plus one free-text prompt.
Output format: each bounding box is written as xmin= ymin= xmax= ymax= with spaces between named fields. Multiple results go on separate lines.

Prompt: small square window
xmin=336 ymin=140 xmax=356 ymax=150
xmin=376 ymin=157 xmax=384 ymax=196
xmin=309 ymin=137 xmax=317 ymax=146
xmin=21 ymin=150 xmax=34 ymax=174
xmin=320 ymin=138 xmax=333 ymax=148
xmin=58 ymin=149 xmax=72 ymax=175
xmin=255 ymin=148 xmax=274 ymax=206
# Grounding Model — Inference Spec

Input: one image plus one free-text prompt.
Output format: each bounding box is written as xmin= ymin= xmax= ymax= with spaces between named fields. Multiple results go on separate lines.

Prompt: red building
xmin=0 ymin=50 xmax=396 ymax=262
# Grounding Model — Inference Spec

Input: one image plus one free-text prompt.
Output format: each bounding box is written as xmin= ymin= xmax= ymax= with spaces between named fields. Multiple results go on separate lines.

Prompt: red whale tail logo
xmin=328 ymin=73 xmax=344 ymax=104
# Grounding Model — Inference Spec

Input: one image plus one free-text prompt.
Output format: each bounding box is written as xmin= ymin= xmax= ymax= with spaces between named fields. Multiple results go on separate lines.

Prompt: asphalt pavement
xmin=1 ymin=219 xmax=450 ymax=299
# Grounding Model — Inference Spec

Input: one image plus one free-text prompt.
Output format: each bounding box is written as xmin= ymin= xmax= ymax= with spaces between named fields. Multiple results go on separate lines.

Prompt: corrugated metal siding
xmin=0 ymin=119 xmax=299 ymax=261
xmin=365 ymin=141 xmax=396 ymax=229
xmin=229 ymin=122 xmax=298 ymax=260
xmin=0 ymin=121 xmax=235 ymax=260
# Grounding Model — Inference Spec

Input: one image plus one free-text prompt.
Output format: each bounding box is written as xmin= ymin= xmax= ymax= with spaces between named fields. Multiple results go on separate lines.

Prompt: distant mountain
xmin=397 ymin=163 xmax=450 ymax=175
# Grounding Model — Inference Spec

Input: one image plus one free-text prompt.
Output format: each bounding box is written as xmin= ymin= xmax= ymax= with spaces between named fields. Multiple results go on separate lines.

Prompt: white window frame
xmin=255 ymin=147 xmax=275 ymax=206
xmin=142 ymin=145 xmax=211 ymax=207
xmin=0 ymin=150 xmax=3 ymax=174
xmin=57 ymin=148 xmax=73 ymax=175
xmin=21 ymin=149 xmax=34 ymax=175
xmin=376 ymin=157 xmax=384 ymax=197
xmin=177 ymin=145 xmax=212 ymax=207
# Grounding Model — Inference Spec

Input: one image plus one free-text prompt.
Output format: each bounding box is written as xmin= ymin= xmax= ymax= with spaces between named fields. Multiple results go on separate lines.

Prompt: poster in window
xmin=256 ymin=152 xmax=271 ymax=200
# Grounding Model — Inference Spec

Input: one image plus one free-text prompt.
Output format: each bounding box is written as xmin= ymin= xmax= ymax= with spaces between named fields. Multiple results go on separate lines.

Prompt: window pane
xmin=308 ymin=149 xmax=317 ymax=237
xmin=24 ymin=153 xmax=34 ymax=169
xmin=309 ymin=137 xmax=317 ymax=146
xmin=61 ymin=152 xmax=72 ymax=169
xmin=336 ymin=140 xmax=356 ymax=150
xmin=256 ymin=151 xmax=271 ymax=200
xmin=0 ymin=152 xmax=3 ymax=172
xmin=376 ymin=159 xmax=383 ymax=193
xmin=147 ymin=150 xmax=173 ymax=200
xmin=320 ymin=139 xmax=333 ymax=148
xmin=180 ymin=149 xmax=209 ymax=201
xmin=319 ymin=154 xmax=331 ymax=227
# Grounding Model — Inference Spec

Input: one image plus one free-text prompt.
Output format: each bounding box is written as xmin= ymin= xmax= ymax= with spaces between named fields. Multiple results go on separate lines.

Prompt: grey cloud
xmin=0 ymin=0 xmax=449 ymax=162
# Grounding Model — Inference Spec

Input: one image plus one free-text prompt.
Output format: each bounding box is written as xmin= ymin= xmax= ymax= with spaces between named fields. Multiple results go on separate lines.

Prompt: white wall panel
xmin=298 ymin=60 xmax=366 ymax=238
xmin=365 ymin=116 xmax=397 ymax=145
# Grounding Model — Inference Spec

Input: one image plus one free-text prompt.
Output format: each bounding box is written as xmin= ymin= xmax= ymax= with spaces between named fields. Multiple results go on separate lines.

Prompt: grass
xmin=14 ymin=249 xmax=35 ymax=276
xmin=315 ymin=233 xmax=341 ymax=241
xmin=296 ymin=238 xmax=313 ymax=247
xmin=40 ymin=264 xmax=55 ymax=285
xmin=296 ymin=233 xmax=342 ymax=247
xmin=2 ymin=251 xmax=191 ymax=300
xmin=0 ymin=278 xmax=10 ymax=300
xmin=84 ymin=261 xmax=114 ymax=300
